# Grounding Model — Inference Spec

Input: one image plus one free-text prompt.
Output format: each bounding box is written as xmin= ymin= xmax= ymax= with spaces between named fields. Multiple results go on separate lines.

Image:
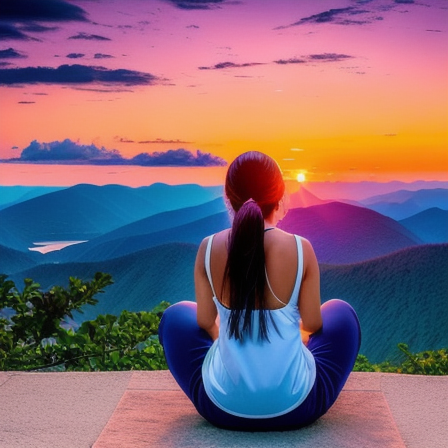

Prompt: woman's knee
xmin=159 ymin=301 xmax=197 ymax=345
xmin=322 ymin=299 xmax=359 ymax=327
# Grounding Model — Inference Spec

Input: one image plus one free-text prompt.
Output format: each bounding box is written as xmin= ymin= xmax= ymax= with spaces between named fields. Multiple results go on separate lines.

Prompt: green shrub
xmin=354 ymin=343 xmax=448 ymax=375
xmin=0 ymin=274 xmax=169 ymax=371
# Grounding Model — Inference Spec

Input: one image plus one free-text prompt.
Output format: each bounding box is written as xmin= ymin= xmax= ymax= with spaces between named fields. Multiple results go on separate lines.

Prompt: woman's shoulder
xmin=198 ymin=229 xmax=231 ymax=256
xmin=265 ymin=229 xmax=315 ymax=262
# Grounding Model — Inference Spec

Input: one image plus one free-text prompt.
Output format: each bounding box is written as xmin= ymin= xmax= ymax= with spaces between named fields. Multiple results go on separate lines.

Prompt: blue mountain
xmin=360 ymin=188 xmax=448 ymax=220
xmin=0 ymin=186 xmax=65 ymax=210
xmin=399 ymin=208 xmax=448 ymax=243
xmin=47 ymin=198 xmax=227 ymax=262
xmin=0 ymin=183 xmax=223 ymax=251
xmin=0 ymin=244 xmax=40 ymax=274
xmin=67 ymin=211 xmax=230 ymax=262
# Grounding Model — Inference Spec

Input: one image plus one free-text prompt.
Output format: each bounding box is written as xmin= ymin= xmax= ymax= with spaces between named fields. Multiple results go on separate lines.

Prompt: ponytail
xmin=223 ymin=199 xmax=270 ymax=341
xmin=222 ymin=151 xmax=285 ymax=341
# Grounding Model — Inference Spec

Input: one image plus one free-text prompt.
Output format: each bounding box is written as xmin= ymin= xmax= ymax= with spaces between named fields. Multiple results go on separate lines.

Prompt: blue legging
xmin=159 ymin=299 xmax=361 ymax=431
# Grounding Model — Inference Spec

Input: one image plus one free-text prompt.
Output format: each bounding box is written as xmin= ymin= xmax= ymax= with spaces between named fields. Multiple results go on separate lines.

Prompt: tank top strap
xmin=205 ymin=234 xmax=217 ymax=298
xmin=289 ymin=235 xmax=304 ymax=307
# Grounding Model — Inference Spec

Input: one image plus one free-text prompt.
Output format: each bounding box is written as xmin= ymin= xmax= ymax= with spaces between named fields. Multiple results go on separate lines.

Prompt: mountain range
xmin=0 ymin=183 xmax=222 ymax=251
xmin=359 ymin=188 xmax=448 ymax=220
xmin=8 ymin=242 xmax=447 ymax=363
xmin=1 ymin=182 xmax=447 ymax=363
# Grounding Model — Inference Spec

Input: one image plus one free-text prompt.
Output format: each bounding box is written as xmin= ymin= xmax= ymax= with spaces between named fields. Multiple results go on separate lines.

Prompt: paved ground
xmin=0 ymin=371 xmax=446 ymax=448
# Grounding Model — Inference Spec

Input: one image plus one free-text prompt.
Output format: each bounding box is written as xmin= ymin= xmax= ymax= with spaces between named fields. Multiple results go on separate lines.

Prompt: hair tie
xmin=243 ymin=198 xmax=256 ymax=206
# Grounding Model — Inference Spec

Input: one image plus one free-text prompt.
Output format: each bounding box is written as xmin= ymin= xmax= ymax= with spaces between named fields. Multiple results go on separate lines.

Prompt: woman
xmin=159 ymin=151 xmax=361 ymax=431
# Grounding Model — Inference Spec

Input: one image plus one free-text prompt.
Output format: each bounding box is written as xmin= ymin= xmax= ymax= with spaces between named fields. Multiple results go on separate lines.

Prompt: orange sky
xmin=0 ymin=0 xmax=447 ymax=183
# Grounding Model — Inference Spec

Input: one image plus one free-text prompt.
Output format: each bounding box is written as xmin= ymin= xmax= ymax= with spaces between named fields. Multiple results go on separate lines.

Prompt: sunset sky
xmin=0 ymin=0 xmax=447 ymax=184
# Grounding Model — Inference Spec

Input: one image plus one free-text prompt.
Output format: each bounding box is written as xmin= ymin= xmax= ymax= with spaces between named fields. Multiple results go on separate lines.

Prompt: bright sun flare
xmin=296 ymin=173 xmax=306 ymax=183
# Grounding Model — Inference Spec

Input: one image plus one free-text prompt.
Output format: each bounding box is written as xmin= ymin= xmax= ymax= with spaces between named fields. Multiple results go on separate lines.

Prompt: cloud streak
xmin=66 ymin=53 xmax=85 ymax=59
xmin=0 ymin=0 xmax=88 ymax=23
xmin=274 ymin=6 xmax=388 ymax=29
xmin=5 ymin=139 xmax=227 ymax=166
xmin=138 ymin=138 xmax=194 ymax=144
xmin=0 ymin=23 xmax=35 ymax=41
xmin=198 ymin=61 xmax=264 ymax=70
xmin=162 ymin=0 xmax=229 ymax=10
xmin=68 ymin=32 xmax=111 ymax=41
xmin=0 ymin=64 xmax=159 ymax=86
xmin=0 ymin=48 xmax=26 ymax=59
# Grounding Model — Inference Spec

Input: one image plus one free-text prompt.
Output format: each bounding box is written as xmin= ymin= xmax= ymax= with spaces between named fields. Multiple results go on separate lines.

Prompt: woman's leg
xmin=298 ymin=298 xmax=361 ymax=423
xmin=160 ymin=299 xmax=361 ymax=431
xmin=159 ymin=301 xmax=214 ymax=401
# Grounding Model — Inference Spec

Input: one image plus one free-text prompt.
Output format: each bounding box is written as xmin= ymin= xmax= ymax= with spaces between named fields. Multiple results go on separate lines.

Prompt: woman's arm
xmin=194 ymin=237 xmax=219 ymax=340
xmin=298 ymin=238 xmax=323 ymax=345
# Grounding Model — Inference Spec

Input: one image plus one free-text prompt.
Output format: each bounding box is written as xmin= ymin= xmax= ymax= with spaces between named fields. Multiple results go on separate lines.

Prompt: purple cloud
xmin=0 ymin=0 xmax=88 ymax=22
xmin=5 ymin=139 xmax=227 ymax=167
xmin=0 ymin=48 xmax=26 ymax=59
xmin=68 ymin=32 xmax=111 ymax=41
xmin=94 ymin=53 xmax=114 ymax=59
xmin=0 ymin=64 xmax=159 ymax=86
xmin=131 ymin=149 xmax=226 ymax=166
xmin=199 ymin=61 xmax=264 ymax=70
xmin=66 ymin=53 xmax=85 ymax=59
xmin=162 ymin=0 xmax=228 ymax=10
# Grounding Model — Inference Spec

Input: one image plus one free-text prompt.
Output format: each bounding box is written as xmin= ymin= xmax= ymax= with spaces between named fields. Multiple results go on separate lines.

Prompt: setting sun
xmin=296 ymin=173 xmax=306 ymax=183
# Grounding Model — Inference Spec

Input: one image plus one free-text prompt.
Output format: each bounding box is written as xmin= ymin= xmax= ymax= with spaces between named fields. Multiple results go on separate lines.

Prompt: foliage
xmin=0 ymin=274 xmax=169 ymax=371
xmin=354 ymin=343 xmax=448 ymax=375
xmin=2 ymin=273 xmax=447 ymax=374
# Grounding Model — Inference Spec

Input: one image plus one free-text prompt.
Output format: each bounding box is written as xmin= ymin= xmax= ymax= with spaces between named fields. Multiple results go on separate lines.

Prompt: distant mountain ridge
xmin=47 ymin=198 xmax=228 ymax=263
xmin=399 ymin=208 xmax=448 ymax=243
xmin=278 ymin=201 xmax=421 ymax=264
xmin=0 ymin=183 xmax=223 ymax=251
xmin=287 ymin=185 xmax=328 ymax=208
xmin=0 ymin=186 xmax=65 ymax=210
xmin=360 ymin=188 xmax=448 ymax=220
xmin=307 ymin=181 xmax=448 ymax=201
xmin=67 ymin=211 xmax=230 ymax=262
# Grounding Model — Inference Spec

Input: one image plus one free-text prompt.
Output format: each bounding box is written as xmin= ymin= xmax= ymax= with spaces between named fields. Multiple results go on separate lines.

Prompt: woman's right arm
xmin=298 ymin=238 xmax=323 ymax=345
xmin=195 ymin=237 xmax=219 ymax=340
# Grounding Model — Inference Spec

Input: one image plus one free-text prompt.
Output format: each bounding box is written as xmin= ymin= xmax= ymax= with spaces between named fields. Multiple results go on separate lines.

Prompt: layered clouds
xmin=10 ymin=140 xmax=227 ymax=167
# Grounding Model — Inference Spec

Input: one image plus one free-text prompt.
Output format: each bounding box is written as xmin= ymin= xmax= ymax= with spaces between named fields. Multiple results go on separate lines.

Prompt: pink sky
xmin=0 ymin=0 xmax=447 ymax=184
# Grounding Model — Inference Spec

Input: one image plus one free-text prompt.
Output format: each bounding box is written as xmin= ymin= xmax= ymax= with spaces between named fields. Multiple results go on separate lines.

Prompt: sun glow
xmin=296 ymin=172 xmax=306 ymax=183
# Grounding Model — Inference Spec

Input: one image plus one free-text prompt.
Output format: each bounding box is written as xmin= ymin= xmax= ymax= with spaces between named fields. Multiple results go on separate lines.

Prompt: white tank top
xmin=202 ymin=234 xmax=316 ymax=418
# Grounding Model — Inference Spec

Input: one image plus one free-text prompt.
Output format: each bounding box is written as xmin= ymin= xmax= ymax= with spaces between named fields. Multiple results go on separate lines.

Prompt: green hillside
xmin=7 ymin=241 xmax=447 ymax=363
xmin=10 ymin=243 xmax=198 ymax=321
xmin=321 ymin=244 xmax=448 ymax=363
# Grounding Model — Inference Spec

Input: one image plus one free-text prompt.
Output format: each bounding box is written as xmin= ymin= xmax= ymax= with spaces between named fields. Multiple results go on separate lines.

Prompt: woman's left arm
xmin=195 ymin=237 xmax=219 ymax=340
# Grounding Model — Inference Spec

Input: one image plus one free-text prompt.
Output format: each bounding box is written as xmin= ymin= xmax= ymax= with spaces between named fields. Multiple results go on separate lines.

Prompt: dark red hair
xmin=223 ymin=151 xmax=285 ymax=341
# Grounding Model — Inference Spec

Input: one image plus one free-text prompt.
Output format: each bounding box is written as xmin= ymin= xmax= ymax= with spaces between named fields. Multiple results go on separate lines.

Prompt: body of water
xmin=29 ymin=241 xmax=87 ymax=254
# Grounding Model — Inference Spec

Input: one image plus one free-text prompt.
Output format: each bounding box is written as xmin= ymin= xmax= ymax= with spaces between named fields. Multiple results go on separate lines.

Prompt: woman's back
xmin=202 ymin=231 xmax=317 ymax=418
xmin=207 ymin=227 xmax=301 ymax=310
